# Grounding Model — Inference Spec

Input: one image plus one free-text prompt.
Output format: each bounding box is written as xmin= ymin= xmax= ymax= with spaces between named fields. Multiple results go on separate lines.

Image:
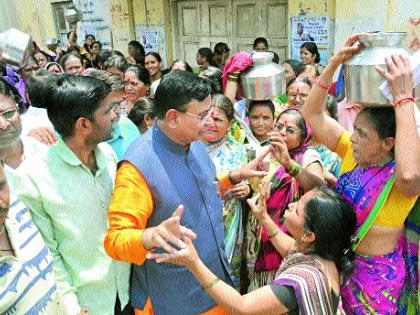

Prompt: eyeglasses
xmin=288 ymin=92 xmax=308 ymax=100
xmin=275 ymin=122 xmax=301 ymax=135
xmin=181 ymin=106 xmax=214 ymax=122
xmin=0 ymin=105 xmax=19 ymax=121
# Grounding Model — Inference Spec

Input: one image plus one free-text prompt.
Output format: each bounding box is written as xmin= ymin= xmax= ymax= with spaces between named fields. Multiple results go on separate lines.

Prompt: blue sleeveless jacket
xmin=123 ymin=123 xmax=233 ymax=315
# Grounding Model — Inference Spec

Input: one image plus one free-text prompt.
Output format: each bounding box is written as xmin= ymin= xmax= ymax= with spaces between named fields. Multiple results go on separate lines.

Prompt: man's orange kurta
xmin=104 ymin=161 xmax=233 ymax=314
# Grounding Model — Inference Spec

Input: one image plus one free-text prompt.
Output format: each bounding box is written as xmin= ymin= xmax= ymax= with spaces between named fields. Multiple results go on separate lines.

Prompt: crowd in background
xmin=0 ymin=21 xmax=419 ymax=315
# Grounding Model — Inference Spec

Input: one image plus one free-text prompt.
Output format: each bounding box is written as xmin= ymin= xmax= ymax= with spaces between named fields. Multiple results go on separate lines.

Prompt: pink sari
xmin=255 ymin=109 xmax=313 ymax=273
xmin=337 ymin=161 xmax=406 ymax=314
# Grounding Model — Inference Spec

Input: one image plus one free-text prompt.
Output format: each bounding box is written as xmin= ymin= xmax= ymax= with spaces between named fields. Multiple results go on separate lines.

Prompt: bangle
xmin=202 ymin=278 xmax=220 ymax=290
xmin=228 ymin=171 xmax=240 ymax=185
xmin=228 ymin=75 xmax=239 ymax=82
xmin=315 ymin=76 xmax=330 ymax=90
xmin=286 ymin=160 xmax=302 ymax=177
xmin=393 ymin=96 xmax=416 ymax=109
xmin=228 ymin=73 xmax=240 ymax=82
xmin=268 ymin=229 xmax=280 ymax=239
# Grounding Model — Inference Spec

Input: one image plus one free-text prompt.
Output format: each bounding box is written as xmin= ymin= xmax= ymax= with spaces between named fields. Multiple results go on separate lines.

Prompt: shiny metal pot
xmin=344 ymin=32 xmax=418 ymax=107
xmin=240 ymin=52 xmax=285 ymax=100
xmin=65 ymin=6 xmax=83 ymax=24
xmin=0 ymin=28 xmax=32 ymax=66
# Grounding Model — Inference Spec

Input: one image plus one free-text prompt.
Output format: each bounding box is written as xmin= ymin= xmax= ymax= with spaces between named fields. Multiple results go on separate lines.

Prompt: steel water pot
xmin=344 ymin=32 xmax=418 ymax=107
xmin=240 ymin=52 xmax=285 ymax=100
xmin=0 ymin=28 xmax=32 ymax=66
xmin=65 ymin=5 xmax=83 ymax=24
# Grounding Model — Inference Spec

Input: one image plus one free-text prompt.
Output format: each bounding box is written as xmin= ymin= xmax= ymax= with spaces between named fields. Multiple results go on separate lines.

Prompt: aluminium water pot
xmin=240 ymin=52 xmax=286 ymax=100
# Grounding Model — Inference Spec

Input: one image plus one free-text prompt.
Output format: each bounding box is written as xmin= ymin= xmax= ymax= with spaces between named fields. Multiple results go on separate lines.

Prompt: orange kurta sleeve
xmin=104 ymin=161 xmax=154 ymax=266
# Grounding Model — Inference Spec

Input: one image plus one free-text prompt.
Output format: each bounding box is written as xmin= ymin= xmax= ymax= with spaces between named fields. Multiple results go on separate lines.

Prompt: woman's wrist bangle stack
xmin=393 ymin=96 xmax=416 ymax=109
xmin=202 ymin=278 xmax=220 ymax=290
xmin=268 ymin=229 xmax=280 ymax=239
xmin=286 ymin=160 xmax=302 ymax=177
xmin=315 ymin=76 xmax=330 ymax=90
xmin=227 ymin=71 xmax=240 ymax=82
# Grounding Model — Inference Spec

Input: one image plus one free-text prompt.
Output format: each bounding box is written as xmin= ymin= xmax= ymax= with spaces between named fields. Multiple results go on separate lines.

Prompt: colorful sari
xmin=206 ymin=136 xmax=248 ymax=289
xmin=272 ymin=252 xmax=335 ymax=315
xmin=337 ymin=161 xmax=408 ymax=314
xmin=250 ymin=109 xmax=316 ymax=289
xmin=397 ymin=200 xmax=420 ymax=314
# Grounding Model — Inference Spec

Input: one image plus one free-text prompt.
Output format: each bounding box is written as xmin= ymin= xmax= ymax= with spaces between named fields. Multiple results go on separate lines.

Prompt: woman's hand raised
xmin=375 ymin=54 xmax=414 ymax=102
xmin=329 ymin=33 xmax=367 ymax=66
xmin=268 ymin=131 xmax=292 ymax=168
xmin=146 ymin=235 xmax=200 ymax=269
xmin=247 ymin=182 xmax=272 ymax=222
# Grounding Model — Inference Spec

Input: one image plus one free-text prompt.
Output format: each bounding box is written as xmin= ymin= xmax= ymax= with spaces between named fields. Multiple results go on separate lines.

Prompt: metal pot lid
xmin=360 ymin=32 xmax=406 ymax=47
xmin=252 ymin=52 xmax=274 ymax=65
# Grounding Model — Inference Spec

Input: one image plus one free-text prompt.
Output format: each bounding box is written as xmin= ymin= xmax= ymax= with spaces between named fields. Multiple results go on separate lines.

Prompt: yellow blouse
xmin=335 ymin=131 xmax=417 ymax=227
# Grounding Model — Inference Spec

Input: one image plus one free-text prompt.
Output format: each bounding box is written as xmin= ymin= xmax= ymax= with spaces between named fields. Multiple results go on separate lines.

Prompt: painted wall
xmin=333 ymin=0 xmax=419 ymax=52
xmin=15 ymin=0 xmax=59 ymax=49
xmin=0 ymin=0 xmax=19 ymax=32
xmin=288 ymin=0 xmax=336 ymax=18
xmin=108 ymin=0 xmax=135 ymax=52
xmin=13 ymin=0 xmax=420 ymax=61
xmin=132 ymin=0 xmax=173 ymax=65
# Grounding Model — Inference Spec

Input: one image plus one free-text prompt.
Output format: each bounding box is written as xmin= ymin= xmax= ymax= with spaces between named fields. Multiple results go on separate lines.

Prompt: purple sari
xmin=337 ymin=161 xmax=407 ymax=314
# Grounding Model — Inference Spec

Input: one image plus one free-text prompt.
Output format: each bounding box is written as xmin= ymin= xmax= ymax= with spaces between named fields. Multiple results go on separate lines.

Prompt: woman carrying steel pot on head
xmin=301 ymin=32 xmax=419 ymax=314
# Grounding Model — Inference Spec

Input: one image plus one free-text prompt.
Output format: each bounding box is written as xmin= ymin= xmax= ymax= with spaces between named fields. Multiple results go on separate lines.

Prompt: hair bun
xmin=337 ymin=250 xmax=355 ymax=275
xmin=26 ymin=69 xmax=60 ymax=109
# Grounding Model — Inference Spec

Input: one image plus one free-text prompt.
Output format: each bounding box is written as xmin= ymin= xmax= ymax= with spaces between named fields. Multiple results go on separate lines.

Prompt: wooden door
xmin=173 ymin=0 xmax=288 ymax=66
xmin=175 ymin=0 xmax=231 ymax=67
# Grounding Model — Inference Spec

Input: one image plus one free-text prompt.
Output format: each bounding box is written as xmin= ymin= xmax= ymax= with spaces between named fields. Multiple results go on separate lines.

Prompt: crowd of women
xmin=0 ymin=26 xmax=419 ymax=315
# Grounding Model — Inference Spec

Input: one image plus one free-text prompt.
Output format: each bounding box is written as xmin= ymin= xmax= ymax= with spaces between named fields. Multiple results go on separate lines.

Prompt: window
xmin=51 ymin=1 xmax=74 ymax=46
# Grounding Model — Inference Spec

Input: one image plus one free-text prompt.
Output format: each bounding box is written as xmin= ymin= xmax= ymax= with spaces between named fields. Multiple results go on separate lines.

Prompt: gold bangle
xmin=202 ymin=278 xmax=220 ymax=290
xmin=268 ymin=229 xmax=280 ymax=239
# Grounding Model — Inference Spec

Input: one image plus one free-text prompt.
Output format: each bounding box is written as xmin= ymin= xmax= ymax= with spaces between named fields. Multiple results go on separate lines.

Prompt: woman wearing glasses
xmin=283 ymin=76 xmax=341 ymax=184
xmin=285 ymin=77 xmax=312 ymax=109
xmin=248 ymin=108 xmax=324 ymax=290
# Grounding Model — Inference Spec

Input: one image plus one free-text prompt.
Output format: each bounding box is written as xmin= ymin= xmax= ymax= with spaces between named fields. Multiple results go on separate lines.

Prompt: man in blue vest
xmin=104 ymin=71 xmax=267 ymax=315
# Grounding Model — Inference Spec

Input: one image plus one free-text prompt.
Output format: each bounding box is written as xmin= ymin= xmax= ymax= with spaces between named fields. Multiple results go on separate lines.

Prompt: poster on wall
xmin=73 ymin=0 xmax=113 ymax=49
xmin=290 ymin=16 xmax=330 ymax=65
xmin=135 ymin=25 xmax=167 ymax=68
